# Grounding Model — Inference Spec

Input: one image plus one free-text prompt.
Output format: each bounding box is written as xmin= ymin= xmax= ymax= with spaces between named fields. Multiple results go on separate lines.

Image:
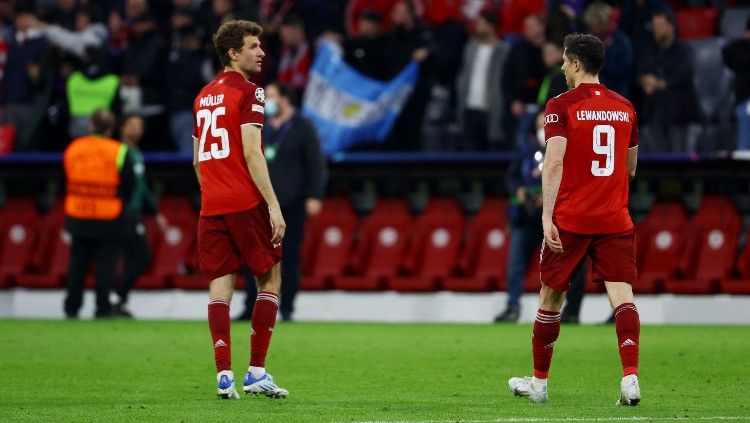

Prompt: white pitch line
xmin=352 ymin=416 xmax=750 ymax=423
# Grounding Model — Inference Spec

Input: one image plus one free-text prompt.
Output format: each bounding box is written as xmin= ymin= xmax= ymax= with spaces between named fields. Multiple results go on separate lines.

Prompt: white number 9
xmin=591 ymin=124 xmax=614 ymax=177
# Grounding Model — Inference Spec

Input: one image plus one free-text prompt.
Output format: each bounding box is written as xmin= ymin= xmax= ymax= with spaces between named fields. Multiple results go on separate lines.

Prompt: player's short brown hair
xmin=213 ymin=20 xmax=263 ymax=67
xmin=564 ymin=33 xmax=605 ymax=76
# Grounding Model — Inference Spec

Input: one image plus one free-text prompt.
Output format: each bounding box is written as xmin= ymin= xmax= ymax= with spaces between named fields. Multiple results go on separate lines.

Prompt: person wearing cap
xmin=343 ymin=10 xmax=387 ymax=79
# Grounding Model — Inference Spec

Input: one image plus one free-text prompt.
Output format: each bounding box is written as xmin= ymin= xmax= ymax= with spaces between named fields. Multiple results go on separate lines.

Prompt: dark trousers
xmin=64 ymin=236 xmax=121 ymax=316
xmin=462 ymin=109 xmax=489 ymax=151
xmin=505 ymin=219 xmax=544 ymax=307
xmin=117 ymin=228 xmax=152 ymax=303
xmin=243 ymin=201 xmax=306 ymax=318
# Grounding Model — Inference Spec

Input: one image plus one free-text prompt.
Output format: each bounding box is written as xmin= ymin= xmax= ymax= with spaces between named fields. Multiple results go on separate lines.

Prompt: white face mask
xmin=264 ymin=99 xmax=279 ymax=117
xmin=536 ymin=127 xmax=547 ymax=149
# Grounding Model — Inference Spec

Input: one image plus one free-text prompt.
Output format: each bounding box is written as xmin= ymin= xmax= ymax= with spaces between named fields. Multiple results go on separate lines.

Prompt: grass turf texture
xmin=1 ymin=321 xmax=748 ymax=422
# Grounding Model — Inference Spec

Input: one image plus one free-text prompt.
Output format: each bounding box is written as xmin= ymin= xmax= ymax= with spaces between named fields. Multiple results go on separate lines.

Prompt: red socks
xmin=532 ymin=309 xmax=561 ymax=379
xmin=250 ymin=291 xmax=279 ymax=368
xmin=208 ymin=299 xmax=231 ymax=372
xmin=615 ymin=302 xmax=640 ymax=376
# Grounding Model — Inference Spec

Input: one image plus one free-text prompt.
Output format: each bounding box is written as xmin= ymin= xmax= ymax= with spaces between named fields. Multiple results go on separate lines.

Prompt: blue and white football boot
xmin=216 ymin=370 xmax=240 ymax=399
xmin=243 ymin=369 xmax=288 ymax=398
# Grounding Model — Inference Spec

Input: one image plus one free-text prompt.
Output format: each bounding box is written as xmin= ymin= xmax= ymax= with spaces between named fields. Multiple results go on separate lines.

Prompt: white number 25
xmin=196 ymin=107 xmax=229 ymax=162
xmin=591 ymin=124 xmax=614 ymax=177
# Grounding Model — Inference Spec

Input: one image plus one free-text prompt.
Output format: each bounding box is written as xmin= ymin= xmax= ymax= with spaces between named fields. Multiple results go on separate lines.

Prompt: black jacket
xmin=265 ymin=113 xmax=328 ymax=207
xmin=637 ymin=39 xmax=701 ymax=124
xmin=722 ymin=38 xmax=750 ymax=104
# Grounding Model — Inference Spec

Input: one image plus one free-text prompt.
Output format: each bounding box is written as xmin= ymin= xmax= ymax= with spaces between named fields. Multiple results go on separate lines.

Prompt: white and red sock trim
xmin=614 ymin=303 xmax=637 ymax=316
xmin=535 ymin=311 xmax=561 ymax=324
xmin=209 ymin=299 xmax=230 ymax=307
xmin=256 ymin=292 xmax=279 ymax=307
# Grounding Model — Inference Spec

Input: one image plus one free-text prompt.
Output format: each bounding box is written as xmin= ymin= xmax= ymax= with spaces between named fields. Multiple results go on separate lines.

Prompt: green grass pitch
xmin=1 ymin=320 xmax=749 ymax=422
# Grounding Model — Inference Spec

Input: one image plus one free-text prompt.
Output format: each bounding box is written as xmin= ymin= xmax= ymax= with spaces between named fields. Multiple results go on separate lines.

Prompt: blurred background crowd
xmin=0 ymin=0 xmax=749 ymax=155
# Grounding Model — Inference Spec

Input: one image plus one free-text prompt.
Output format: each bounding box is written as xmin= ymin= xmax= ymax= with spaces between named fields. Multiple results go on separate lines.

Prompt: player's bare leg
xmin=243 ymin=263 xmax=288 ymax=398
xmin=209 ymin=274 xmax=240 ymax=399
xmin=509 ymin=283 xmax=565 ymax=402
xmin=606 ymin=281 xmax=641 ymax=406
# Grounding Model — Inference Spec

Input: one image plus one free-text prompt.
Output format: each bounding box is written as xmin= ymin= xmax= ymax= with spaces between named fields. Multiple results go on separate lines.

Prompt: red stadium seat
xmin=388 ymin=198 xmax=464 ymax=292
xmin=677 ymin=8 xmax=719 ymax=40
xmin=0 ymin=198 xmax=40 ymax=287
xmin=633 ymin=202 xmax=689 ymax=293
xmin=444 ymin=197 xmax=509 ymax=292
xmin=158 ymin=196 xmax=197 ymax=223
xmin=523 ymin=246 xmax=542 ymax=293
xmin=16 ymin=201 xmax=69 ymax=289
xmin=144 ymin=218 xmax=196 ymax=290
xmin=334 ymin=199 xmax=412 ymax=291
xmin=664 ymin=196 xmax=741 ymax=294
xmin=300 ymin=198 xmax=358 ymax=290
xmin=720 ymin=228 xmax=750 ymax=294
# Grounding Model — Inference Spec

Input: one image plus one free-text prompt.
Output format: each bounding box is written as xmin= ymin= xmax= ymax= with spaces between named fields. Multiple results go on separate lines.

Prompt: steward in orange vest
xmin=63 ymin=109 xmax=137 ymax=319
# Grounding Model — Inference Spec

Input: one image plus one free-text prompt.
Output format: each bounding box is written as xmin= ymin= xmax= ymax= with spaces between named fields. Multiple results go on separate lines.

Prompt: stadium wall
xmin=2 ymin=289 xmax=749 ymax=324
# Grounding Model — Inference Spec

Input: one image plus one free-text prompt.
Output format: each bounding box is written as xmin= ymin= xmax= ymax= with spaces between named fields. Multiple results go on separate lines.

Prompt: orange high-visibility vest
xmin=64 ymin=135 xmax=128 ymax=220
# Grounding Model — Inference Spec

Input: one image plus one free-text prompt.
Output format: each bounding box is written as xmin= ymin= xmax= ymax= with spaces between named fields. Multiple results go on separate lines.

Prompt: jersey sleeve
xmin=629 ymin=108 xmax=639 ymax=148
xmin=543 ymin=98 xmax=568 ymax=141
xmin=240 ymin=86 xmax=265 ymax=127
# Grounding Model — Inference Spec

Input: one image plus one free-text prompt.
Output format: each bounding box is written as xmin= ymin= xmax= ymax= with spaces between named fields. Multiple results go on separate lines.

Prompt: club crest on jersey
xmin=544 ymin=113 xmax=559 ymax=125
xmin=255 ymin=88 xmax=265 ymax=103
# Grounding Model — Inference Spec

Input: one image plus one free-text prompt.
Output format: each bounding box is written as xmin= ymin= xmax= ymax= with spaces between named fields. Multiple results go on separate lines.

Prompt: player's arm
xmin=542 ymin=136 xmax=567 ymax=253
xmin=241 ymin=123 xmax=286 ymax=244
xmin=627 ymin=146 xmax=638 ymax=182
xmin=192 ymin=136 xmax=201 ymax=184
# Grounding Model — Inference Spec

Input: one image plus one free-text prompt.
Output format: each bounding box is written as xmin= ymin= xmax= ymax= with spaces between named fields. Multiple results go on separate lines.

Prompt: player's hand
xmin=269 ymin=204 xmax=286 ymax=246
xmin=543 ymin=217 xmax=563 ymax=254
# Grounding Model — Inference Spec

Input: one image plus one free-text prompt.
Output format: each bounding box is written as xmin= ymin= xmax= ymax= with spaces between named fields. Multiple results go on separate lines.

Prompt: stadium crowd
xmin=0 ymin=0 xmax=749 ymax=154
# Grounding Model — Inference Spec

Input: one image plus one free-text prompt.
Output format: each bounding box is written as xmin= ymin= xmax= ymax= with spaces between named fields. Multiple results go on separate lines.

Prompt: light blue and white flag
xmin=302 ymin=40 xmax=419 ymax=156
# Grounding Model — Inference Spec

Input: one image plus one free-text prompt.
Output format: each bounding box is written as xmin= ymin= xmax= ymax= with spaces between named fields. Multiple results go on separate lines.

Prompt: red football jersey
xmin=543 ymin=83 xmax=638 ymax=234
xmin=193 ymin=71 xmax=266 ymax=216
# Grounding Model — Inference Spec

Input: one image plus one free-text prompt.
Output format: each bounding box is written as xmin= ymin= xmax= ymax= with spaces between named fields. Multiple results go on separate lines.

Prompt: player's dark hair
xmin=563 ymin=33 xmax=605 ymax=76
xmin=213 ymin=20 xmax=263 ymax=67
xmin=268 ymin=81 xmax=296 ymax=104
xmin=91 ymin=109 xmax=116 ymax=136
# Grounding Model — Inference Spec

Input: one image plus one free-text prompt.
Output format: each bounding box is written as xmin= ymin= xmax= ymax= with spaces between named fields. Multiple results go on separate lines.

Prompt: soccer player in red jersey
xmin=509 ymin=34 xmax=641 ymax=406
xmin=193 ymin=20 xmax=288 ymax=399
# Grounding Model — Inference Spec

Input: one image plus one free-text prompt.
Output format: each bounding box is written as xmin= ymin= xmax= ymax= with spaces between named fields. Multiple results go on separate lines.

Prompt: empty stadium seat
xmin=334 ymin=199 xmax=412 ymax=291
xmin=720 ymin=7 xmax=750 ymax=38
xmin=300 ymin=198 xmax=358 ymax=290
xmin=444 ymin=197 xmax=509 ymax=292
xmin=0 ymin=198 xmax=40 ymax=287
xmin=677 ymin=8 xmax=719 ymax=40
xmin=634 ymin=202 xmax=689 ymax=293
xmin=145 ymin=217 xmax=196 ymax=290
xmin=664 ymin=196 xmax=741 ymax=294
xmin=388 ymin=198 xmax=464 ymax=291
xmin=720 ymin=228 xmax=750 ymax=294
xmin=15 ymin=201 xmax=70 ymax=289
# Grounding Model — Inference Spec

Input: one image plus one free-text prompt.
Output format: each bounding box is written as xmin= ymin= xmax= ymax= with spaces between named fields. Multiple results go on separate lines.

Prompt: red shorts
xmin=540 ymin=228 xmax=637 ymax=292
xmin=197 ymin=204 xmax=282 ymax=280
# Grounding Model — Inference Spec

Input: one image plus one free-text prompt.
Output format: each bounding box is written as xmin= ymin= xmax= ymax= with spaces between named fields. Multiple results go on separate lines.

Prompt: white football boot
xmin=508 ymin=376 xmax=548 ymax=403
xmin=616 ymin=374 xmax=641 ymax=406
